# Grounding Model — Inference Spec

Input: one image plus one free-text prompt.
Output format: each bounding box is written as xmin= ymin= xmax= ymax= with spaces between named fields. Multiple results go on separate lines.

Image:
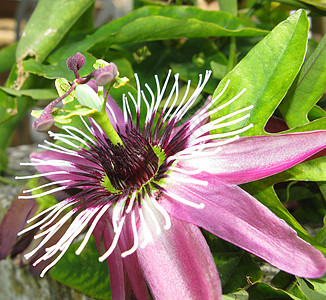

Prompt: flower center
xmin=99 ymin=128 xmax=160 ymax=191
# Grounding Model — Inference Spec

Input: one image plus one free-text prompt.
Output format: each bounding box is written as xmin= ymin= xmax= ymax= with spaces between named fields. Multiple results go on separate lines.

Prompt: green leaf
xmin=288 ymin=277 xmax=326 ymax=300
xmin=204 ymin=233 xmax=262 ymax=294
xmin=308 ymin=105 xmax=326 ymax=121
xmin=50 ymin=5 xmax=268 ymax=61
xmin=247 ymin=282 xmax=299 ymax=299
xmin=210 ymin=9 xmax=309 ymax=136
xmin=222 ymin=289 xmax=249 ymax=299
xmin=279 ymin=33 xmax=326 ymax=127
xmin=315 ymin=216 xmax=326 ymax=246
xmin=16 ymin=0 xmax=94 ymax=63
xmin=219 ymin=0 xmax=238 ymax=16
xmin=0 ymin=87 xmax=58 ymax=100
xmin=298 ymin=0 xmax=326 ymax=10
xmin=0 ymin=42 xmax=17 ymax=74
xmin=23 ymin=52 xmax=97 ymax=81
xmin=50 ymin=236 xmax=111 ymax=300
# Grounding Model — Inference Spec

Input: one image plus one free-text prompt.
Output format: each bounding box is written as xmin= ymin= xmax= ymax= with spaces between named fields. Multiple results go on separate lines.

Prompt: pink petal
xmin=183 ymin=130 xmax=326 ymax=184
xmin=93 ymin=217 xmax=127 ymax=300
xmin=162 ymin=173 xmax=326 ymax=278
xmin=118 ymin=214 xmax=150 ymax=300
xmin=137 ymin=216 xmax=222 ymax=300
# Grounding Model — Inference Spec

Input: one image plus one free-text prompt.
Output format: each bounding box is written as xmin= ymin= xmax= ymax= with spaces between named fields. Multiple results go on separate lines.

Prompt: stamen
xmin=21 ymin=160 xmax=72 ymax=167
xmin=193 ymin=123 xmax=253 ymax=144
xmin=154 ymin=69 xmax=172 ymax=113
xmin=191 ymin=105 xmax=254 ymax=138
xmin=164 ymin=191 xmax=205 ymax=209
xmin=75 ymin=204 xmax=112 ymax=255
xmin=112 ymin=196 xmax=127 ymax=232
xmin=125 ymin=190 xmax=137 ymax=213
xmin=18 ymin=185 xmax=68 ymax=199
xmin=141 ymin=90 xmax=151 ymax=124
xmin=18 ymin=202 xmax=67 ymax=235
xmin=105 ymin=103 xmax=118 ymax=123
xmin=40 ymin=141 xmax=81 ymax=157
xmin=195 ymin=87 xmax=247 ymax=125
xmin=168 ymin=173 xmax=208 ymax=187
xmin=143 ymin=198 xmax=162 ymax=235
xmin=174 ymin=74 xmax=204 ymax=122
xmin=168 ymin=166 xmax=202 ymax=175
xmin=63 ymin=125 xmax=96 ymax=146
xmin=134 ymin=73 xmax=142 ymax=112
xmin=39 ymin=244 xmax=69 ymax=277
xmin=128 ymin=91 xmax=138 ymax=114
xmin=121 ymin=210 xmax=139 ymax=257
xmin=185 ymin=135 xmax=240 ymax=154
xmin=80 ymin=115 xmax=96 ymax=136
xmin=37 ymin=200 xmax=77 ymax=232
xmin=22 ymin=179 xmax=71 ymax=193
xmin=144 ymin=83 xmax=155 ymax=123
xmin=195 ymin=79 xmax=231 ymax=120
xmin=48 ymin=132 xmax=83 ymax=150
xmin=169 ymin=147 xmax=223 ymax=161
xmin=138 ymin=207 xmax=153 ymax=248
xmin=148 ymin=196 xmax=171 ymax=230
xmin=176 ymin=70 xmax=212 ymax=122
xmin=168 ymin=79 xmax=191 ymax=123
xmin=161 ymin=74 xmax=179 ymax=116
xmin=15 ymin=170 xmax=67 ymax=180
xmin=24 ymin=210 xmax=76 ymax=260
xmin=98 ymin=216 xmax=126 ymax=262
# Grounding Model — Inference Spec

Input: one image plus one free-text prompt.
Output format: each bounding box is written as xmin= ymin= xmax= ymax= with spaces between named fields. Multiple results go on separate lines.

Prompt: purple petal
xmin=106 ymin=97 xmax=125 ymax=132
xmin=137 ymin=216 xmax=222 ymax=299
xmin=0 ymin=198 xmax=37 ymax=259
xmin=183 ymin=131 xmax=326 ymax=184
xmin=30 ymin=151 xmax=98 ymax=183
xmin=161 ymin=173 xmax=326 ymax=278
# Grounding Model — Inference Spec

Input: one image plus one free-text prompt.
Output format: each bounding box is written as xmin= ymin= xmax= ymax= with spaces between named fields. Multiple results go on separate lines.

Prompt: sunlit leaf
xmin=210 ymin=9 xmax=309 ymax=136
xmin=279 ymin=33 xmax=326 ymax=127
xmin=16 ymin=0 xmax=94 ymax=62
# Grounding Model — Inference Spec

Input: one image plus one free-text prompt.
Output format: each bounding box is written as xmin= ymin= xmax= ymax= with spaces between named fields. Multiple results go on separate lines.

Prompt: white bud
xmin=75 ymin=84 xmax=103 ymax=112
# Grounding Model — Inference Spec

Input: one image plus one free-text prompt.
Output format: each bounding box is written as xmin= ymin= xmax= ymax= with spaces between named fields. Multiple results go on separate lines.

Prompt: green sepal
xmin=32 ymin=105 xmax=97 ymax=125
xmin=55 ymin=78 xmax=76 ymax=104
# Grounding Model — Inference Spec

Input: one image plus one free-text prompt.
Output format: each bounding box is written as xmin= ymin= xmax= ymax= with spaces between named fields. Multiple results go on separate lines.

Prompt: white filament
xmin=148 ymin=196 xmax=171 ymax=230
xmin=22 ymin=179 xmax=71 ymax=193
xmin=98 ymin=216 xmax=126 ymax=262
xmin=121 ymin=210 xmax=139 ymax=257
xmin=76 ymin=204 xmax=111 ymax=255
xmin=164 ymin=191 xmax=205 ymax=209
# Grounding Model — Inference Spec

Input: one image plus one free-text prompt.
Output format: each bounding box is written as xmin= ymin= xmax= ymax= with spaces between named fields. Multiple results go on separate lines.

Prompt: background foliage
xmin=1 ymin=0 xmax=326 ymax=299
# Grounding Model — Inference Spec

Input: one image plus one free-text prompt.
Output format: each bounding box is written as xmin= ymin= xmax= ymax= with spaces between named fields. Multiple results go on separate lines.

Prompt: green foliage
xmin=50 ymin=236 xmax=111 ymax=299
xmin=211 ymin=9 xmax=309 ymax=136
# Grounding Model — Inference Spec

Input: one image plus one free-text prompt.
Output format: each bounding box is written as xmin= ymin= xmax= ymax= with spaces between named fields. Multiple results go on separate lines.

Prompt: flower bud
xmin=75 ymin=84 xmax=103 ymax=112
xmin=91 ymin=63 xmax=118 ymax=86
xmin=32 ymin=111 xmax=55 ymax=132
xmin=66 ymin=53 xmax=86 ymax=73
